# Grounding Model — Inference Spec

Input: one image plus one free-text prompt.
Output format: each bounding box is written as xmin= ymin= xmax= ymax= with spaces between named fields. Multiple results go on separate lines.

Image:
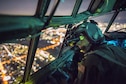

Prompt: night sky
xmin=0 ymin=0 xmax=91 ymax=16
xmin=0 ymin=0 xmax=125 ymax=23
xmin=0 ymin=0 xmax=38 ymax=15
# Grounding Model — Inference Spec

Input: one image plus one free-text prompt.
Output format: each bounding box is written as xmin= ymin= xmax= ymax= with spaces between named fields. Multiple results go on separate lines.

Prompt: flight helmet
xmin=75 ymin=21 xmax=105 ymax=44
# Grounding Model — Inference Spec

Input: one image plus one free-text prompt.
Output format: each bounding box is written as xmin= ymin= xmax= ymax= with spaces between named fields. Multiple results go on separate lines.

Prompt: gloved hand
xmin=44 ymin=61 xmax=78 ymax=84
xmin=44 ymin=68 xmax=70 ymax=84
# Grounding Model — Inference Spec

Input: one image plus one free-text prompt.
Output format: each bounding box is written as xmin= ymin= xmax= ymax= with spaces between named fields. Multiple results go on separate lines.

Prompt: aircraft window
xmin=31 ymin=27 xmax=67 ymax=74
xmin=0 ymin=0 xmax=38 ymax=16
xmin=46 ymin=0 xmax=76 ymax=16
xmin=78 ymin=0 xmax=92 ymax=13
xmin=0 ymin=40 xmax=29 ymax=84
xmin=108 ymin=11 xmax=126 ymax=32
xmin=89 ymin=13 xmax=113 ymax=33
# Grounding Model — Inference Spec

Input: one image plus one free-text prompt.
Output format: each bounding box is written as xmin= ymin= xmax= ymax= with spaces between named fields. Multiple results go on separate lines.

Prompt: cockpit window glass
xmin=89 ymin=13 xmax=113 ymax=33
xmin=31 ymin=26 xmax=67 ymax=74
xmin=108 ymin=11 xmax=126 ymax=32
xmin=78 ymin=0 xmax=92 ymax=13
xmin=0 ymin=0 xmax=38 ymax=16
xmin=46 ymin=0 xmax=76 ymax=16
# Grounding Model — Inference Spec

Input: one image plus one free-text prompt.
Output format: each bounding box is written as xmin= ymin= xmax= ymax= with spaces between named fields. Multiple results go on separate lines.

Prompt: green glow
xmin=79 ymin=35 xmax=85 ymax=40
xmin=25 ymin=80 xmax=34 ymax=84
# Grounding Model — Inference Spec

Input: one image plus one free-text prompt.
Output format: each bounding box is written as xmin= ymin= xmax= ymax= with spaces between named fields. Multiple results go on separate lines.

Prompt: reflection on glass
xmin=0 ymin=42 xmax=28 ymax=84
xmin=109 ymin=11 xmax=126 ymax=32
xmin=89 ymin=13 xmax=113 ymax=33
xmin=0 ymin=0 xmax=38 ymax=15
xmin=46 ymin=0 xmax=76 ymax=16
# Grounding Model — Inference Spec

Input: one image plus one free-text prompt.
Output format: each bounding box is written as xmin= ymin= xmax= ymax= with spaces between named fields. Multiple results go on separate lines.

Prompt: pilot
xmin=74 ymin=21 xmax=126 ymax=84
xmin=45 ymin=21 xmax=126 ymax=84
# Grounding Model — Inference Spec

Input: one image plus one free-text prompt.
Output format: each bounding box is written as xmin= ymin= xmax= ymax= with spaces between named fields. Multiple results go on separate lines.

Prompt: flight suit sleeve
xmin=79 ymin=54 xmax=104 ymax=84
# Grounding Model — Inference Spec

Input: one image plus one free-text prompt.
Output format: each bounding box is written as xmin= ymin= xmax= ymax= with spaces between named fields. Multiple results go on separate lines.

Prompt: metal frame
xmin=104 ymin=10 xmax=119 ymax=33
xmin=72 ymin=0 xmax=83 ymax=17
xmin=21 ymin=0 xmax=60 ymax=83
